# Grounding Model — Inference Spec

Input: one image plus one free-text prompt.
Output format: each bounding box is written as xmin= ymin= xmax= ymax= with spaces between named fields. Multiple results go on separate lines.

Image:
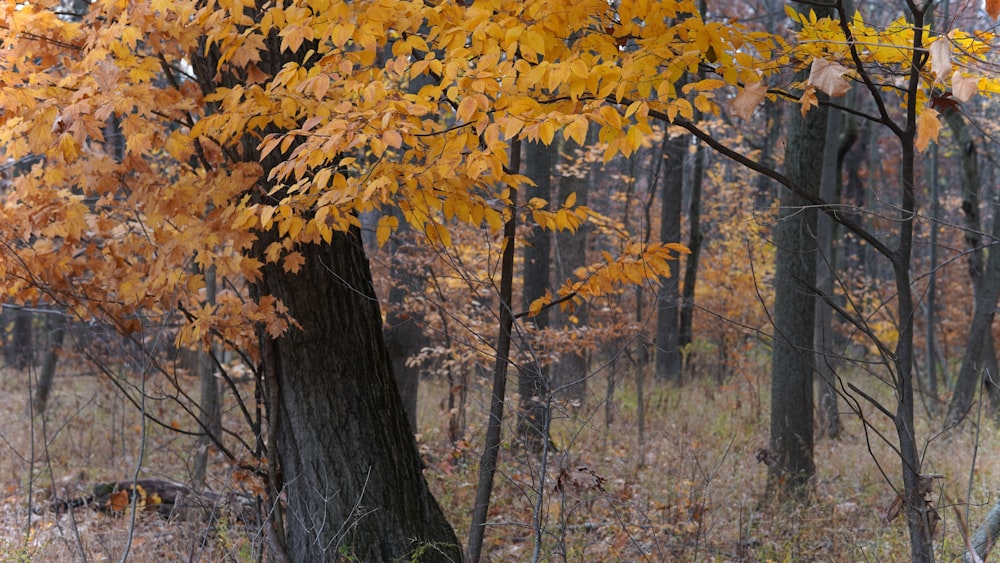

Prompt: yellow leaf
xmin=457 ymin=97 xmax=478 ymax=122
xmin=528 ymin=292 xmax=551 ymax=317
xmin=563 ymin=117 xmax=588 ymax=146
xmin=915 ymin=108 xmax=941 ymax=152
xmin=376 ymin=215 xmax=398 ymax=247
xmin=564 ymin=192 xmax=577 ymax=208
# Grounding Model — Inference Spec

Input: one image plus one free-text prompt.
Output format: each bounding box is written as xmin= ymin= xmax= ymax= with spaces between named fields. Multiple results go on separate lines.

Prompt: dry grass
xmin=0 ymin=354 xmax=998 ymax=562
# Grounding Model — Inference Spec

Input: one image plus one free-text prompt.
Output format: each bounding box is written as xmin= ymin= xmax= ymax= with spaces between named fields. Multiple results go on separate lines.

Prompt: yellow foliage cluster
xmin=0 ymin=0 xmax=995 ymax=349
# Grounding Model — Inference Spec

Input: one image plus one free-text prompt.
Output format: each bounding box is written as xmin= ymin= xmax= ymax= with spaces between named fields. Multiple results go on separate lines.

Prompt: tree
xmin=655 ymin=129 xmax=686 ymax=382
xmin=518 ymin=140 xmax=554 ymax=448
xmin=765 ymin=38 xmax=828 ymax=496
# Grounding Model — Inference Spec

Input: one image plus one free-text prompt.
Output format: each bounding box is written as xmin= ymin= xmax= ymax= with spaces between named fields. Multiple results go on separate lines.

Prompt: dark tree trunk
xmin=188 ymin=9 xmax=459 ymax=559
xmin=32 ymin=312 xmax=67 ymax=414
xmin=192 ymin=268 xmax=220 ymax=491
xmin=655 ymin=130 xmax=685 ymax=382
xmin=679 ymin=138 xmax=705 ymax=351
xmin=518 ymin=140 xmax=552 ymax=448
xmin=945 ymin=107 xmax=1000 ymax=424
xmin=815 ymin=106 xmax=844 ymax=439
xmin=384 ymin=248 xmax=426 ymax=431
xmin=767 ymin=35 xmax=827 ymax=496
xmin=256 ymin=228 xmax=460 ymax=561
xmin=552 ymin=134 xmax=592 ymax=400
xmin=5 ymin=307 xmax=33 ymax=370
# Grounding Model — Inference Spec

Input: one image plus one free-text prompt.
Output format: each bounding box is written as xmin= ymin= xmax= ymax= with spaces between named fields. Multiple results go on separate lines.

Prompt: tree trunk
xmin=655 ymin=129 xmax=686 ymax=382
xmin=5 ymin=307 xmax=33 ymax=370
xmin=256 ymin=228 xmax=460 ymax=561
xmin=815 ymin=105 xmax=843 ymax=439
xmin=766 ymin=30 xmax=827 ymax=495
xmin=32 ymin=311 xmax=67 ymax=414
xmin=518 ymin=140 xmax=553 ymax=449
xmin=679 ymin=137 xmax=704 ymax=351
xmin=384 ymin=247 xmax=426 ymax=431
xmin=192 ymin=267 xmax=220 ymax=491
xmin=945 ymin=107 xmax=1000 ymax=424
xmin=552 ymin=134 xmax=592 ymax=400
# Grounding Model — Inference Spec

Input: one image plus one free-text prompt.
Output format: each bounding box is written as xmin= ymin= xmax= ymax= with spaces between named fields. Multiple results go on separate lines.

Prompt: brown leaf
xmin=730 ymin=80 xmax=768 ymax=120
xmin=555 ymin=466 xmax=606 ymax=494
xmin=885 ymin=493 xmax=904 ymax=523
xmin=807 ymin=57 xmax=852 ymax=97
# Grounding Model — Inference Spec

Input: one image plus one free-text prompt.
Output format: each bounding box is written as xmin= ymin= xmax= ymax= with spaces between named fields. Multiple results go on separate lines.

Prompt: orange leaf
xmin=988 ymin=0 xmax=1000 ymax=20
xmin=915 ymin=108 xmax=941 ymax=152
xmin=107 ymin=490 xmax=129 ymax=512
xmin=282 ymin=251 xmax=305 ymax=273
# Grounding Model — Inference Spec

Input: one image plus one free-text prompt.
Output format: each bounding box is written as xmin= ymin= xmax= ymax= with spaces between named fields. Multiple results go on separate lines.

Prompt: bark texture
xmin=256 ymin=228 xmax=460 ymax=561
xmin=766 ymin=62 xmax=827 ymax=497
xmin=655 ymin=131 xmax=686 ymax=382
xmin=519 ymin=140 xmax=553 ymax=448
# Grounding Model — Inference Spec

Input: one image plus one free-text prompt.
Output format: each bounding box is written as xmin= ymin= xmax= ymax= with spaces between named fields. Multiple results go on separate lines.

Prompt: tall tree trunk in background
xmin=519 ymin=140 xmax=553 ymax=448
xmin=31 ymin=311 xmax=67 ymax=414
xmin=256 ymin=228 xmax=460 ymax=561
xmin=679 ymin=138 xmax=704 ymax=351
xmin=655 ymin=129 xmax=685 ymax=382
xmin=384 ymin=237 xmax=426 ymax=431
xmin=192 ymin=267 xmax=221 ymax=490
xmin=767 ymin=4 xmax=828 ymax=493
xmin=553 ymin=134 xmax=592 ymax=400
xmin=815 ymin=106 xmax=843 ymax=439
xmin=925 ymin=140 xmax=941 ymax=411
xmin=5 ymin=307 xmax=33 ymax=370
xmin=945 ymin=107 xmax=1000 ymax=424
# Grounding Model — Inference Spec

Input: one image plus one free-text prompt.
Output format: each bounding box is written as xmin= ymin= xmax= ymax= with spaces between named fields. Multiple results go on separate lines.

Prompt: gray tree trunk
xmin=192 ymin=267 xmax=220 ymax=491
xmin=766 ymin=37 xmax=828 ymax=496
xmin=945 ymin=108 xmax=1000 ymax=424
xmin=655 ymin=130 xmax=686 ymax=382
xmin=518 ymin=140 xmax=553 ymax=449
xmin=31 ymin=312 xmax=67 ymax=415
xmin=256 ymin=228 xmax=461 ymax=561
xmin=679 ymin=138 xmax=705 ymax=351
xmin=815 ymin=104 xmax=842 ymax=439
xmin=552 ymin=134 xmax=592 ymax=400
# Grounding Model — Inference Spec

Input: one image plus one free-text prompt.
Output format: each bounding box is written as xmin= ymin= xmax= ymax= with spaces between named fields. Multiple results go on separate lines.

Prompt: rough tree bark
xmin=766 ymin=13 xmax=828 ymax=494
xmin=518 ymin=140 xmax=553 ymax=449
xmin=945 ymin=107 xmax=1000 ymax=424
xmin=679 ymin=137 xmax=705 ymax=351
xmin=552 ymin=133 xmax=592 ymax=400
xmin=255 ymin=228 xmax=460 ymax=561
xmin=655 ymin=129 xmax=686 ymax=382
xmin=815 ymin=105 xmax=843 ymax=439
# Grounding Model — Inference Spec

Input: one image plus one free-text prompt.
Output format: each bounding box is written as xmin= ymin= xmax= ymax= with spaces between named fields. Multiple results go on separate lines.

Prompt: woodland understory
xmin=0 ymin=351 xmax=999 ymax=562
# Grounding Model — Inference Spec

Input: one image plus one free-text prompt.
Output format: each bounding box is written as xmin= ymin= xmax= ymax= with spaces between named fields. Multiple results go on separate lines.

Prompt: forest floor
xmin=0 ymin=357 xmax=998 ymax=562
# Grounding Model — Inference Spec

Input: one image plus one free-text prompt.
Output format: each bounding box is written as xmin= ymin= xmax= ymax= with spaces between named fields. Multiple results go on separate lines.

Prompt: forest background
xmin=0 ymin=0 xmax=999 ymax=561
